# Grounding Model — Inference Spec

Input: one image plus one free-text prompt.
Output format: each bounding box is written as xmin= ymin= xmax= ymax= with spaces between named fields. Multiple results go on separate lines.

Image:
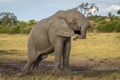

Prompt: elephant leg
xmin=63 ymin=37 xmax=71 ymax=70
xmin=22 ymin=55 xmax=38 ymax=75
xmin=53 ymin=37 xmax=64 ymax=72
xmin=22 ymin=38 xmax=38 ymax=74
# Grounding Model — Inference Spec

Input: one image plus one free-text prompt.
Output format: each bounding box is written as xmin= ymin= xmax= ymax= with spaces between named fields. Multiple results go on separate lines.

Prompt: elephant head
xmin=53 ymin=9 xmax=90 ymax=40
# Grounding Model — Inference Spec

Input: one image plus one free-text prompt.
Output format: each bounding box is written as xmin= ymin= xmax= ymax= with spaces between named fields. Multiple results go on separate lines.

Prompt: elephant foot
xmin=16 ymin=69 xmax=31 ymax=76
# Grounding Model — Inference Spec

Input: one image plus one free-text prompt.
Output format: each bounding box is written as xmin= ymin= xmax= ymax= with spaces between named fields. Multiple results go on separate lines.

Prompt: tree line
xmin=0 ymin=2 xmax=120 ymax=34
xmin=0 ymin=12 xmax=37 ymax=34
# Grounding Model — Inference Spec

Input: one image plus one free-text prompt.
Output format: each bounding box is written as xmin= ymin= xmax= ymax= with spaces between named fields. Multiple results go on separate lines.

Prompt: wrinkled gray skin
xmin=22 ymin=9 xmax=90 ymax=74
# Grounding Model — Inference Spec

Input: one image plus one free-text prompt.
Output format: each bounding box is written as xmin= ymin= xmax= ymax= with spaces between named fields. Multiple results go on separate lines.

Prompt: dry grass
xmin=0 ymin=33 xmax=120 ymax=80
xmin=0 ymin=34 xmax=28 ymax=62
xmin=71 ymin=33 xmax=120 ymax=60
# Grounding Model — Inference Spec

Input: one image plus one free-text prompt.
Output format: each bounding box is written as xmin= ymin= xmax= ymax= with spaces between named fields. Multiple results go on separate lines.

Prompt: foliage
xmin=21 ymin=26 xmax=32 ymax=34
xmin=89 ymin=16 xmax=120 ymax=33
xmin=0 ymin=11 xmax=37 ymax=34
xmin=29 ymin=19 xmax=37 ymax=25
xmin=108 ymin=12 xmax=112 ymax=18
xmin=117 ymin=9 xmax=120 ymax=15
xmin=9 ymin=26 xmax=20 ymax=34
xmin=74 ymin=2 xmax=99 ymax=16
xmin=0 ymin=19 xmax=36 ymax=34
xmin=0 ymin=12 xmax=17 ymax=26
xmin=88 ymin=16 xmax=106 ymax=22
xmin=0 ymin=25 xmax=11 ymax=33
xmin=114 ymin=23 xmax=120 ymax=32
xmin=0 ymin=11 xmax=120 ymax=34
xmin=97 ymin=22 xmax=115 ymax=32
xmin=9 ymin=25 xmax=32 ymax=34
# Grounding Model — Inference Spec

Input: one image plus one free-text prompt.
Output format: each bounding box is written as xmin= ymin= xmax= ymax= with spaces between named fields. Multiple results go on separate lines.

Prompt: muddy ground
xmin=0 ymin=57 xmax=120 ymax=76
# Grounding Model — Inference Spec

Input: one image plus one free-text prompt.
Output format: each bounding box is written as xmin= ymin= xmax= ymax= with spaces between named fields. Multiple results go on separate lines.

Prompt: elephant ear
xmin=54 ymin=20 xmax=75 ymax=37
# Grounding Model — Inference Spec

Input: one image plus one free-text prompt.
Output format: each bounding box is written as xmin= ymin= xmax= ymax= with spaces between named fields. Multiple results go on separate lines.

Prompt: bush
xmin=99 ymin=21 xmax=107 ymax=24
xmin=8 ymin=25 xmax=32 ymax=34
xmin=104 ymin=22 xmax=115 ymax=32
xmin=21 ymin=26 xmax=32 ymax=34
xmin=9 ymin=26 xmax=20 ymax=34
xmin=114 ymin=23 xmax=120 ymax=32
xmin=95 ymin=17 xmax=106 ymax=22
xmin=97 ymin=21 xmax=119 ymax=32
xmin=0 ymin=26 xmax=11 ymax=33
xmin=19 ymin=25 xmax=27 ymax=33
xmin=88 ymin=16 xmax=106 ymax=22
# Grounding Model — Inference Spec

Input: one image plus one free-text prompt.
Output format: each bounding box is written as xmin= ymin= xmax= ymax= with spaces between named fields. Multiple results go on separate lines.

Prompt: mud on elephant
xmin=22 ymin=9 xmax=90 ymax=74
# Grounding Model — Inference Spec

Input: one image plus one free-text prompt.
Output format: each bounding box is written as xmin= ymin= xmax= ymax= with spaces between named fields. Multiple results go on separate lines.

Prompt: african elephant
xmin=22 ymin=9 xmax=90 ymax=74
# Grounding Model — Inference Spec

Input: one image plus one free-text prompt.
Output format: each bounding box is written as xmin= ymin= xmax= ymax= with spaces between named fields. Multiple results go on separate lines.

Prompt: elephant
xmin=21 ymin=9 xmax=90 ymax=74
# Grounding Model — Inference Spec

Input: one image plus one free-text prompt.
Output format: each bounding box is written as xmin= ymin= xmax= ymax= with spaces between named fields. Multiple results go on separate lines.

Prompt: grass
xmin=0 ymin=33 xmax=120 ymax=80
xmin=71 ymin=33 xmax=120 ymax=60
xmin=0 ymin=34 xmax=27 ymax=63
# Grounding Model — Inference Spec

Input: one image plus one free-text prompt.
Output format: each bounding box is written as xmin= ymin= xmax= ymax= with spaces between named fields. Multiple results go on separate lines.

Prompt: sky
xmin=0 ymin=0 xmax=120 ymax=21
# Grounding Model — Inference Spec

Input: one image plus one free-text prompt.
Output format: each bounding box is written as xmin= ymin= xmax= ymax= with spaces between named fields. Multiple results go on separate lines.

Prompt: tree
xmin=0 ymin=12 xmax=17 ymax=26
xmin=29 ymin=19 xmax=37 ymax=26
xmin=75 ymin=2 xmax=99 ymax=17
xmin=78 ymin=2 xmax=89 ymax=15
xmin=79 ymin=3 xmax=85 ymax=13
xmin=85 ymin=3 xmax=99 ymax=17
xmin=117 ymin=9 xmax=120 ymax=15
xmin=108 ymin=12 xmax=112 ymax=18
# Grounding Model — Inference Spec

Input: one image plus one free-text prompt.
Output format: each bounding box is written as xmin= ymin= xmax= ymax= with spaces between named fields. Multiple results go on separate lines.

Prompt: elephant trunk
xmin=73 ymin=21 xmax=90 ymax=40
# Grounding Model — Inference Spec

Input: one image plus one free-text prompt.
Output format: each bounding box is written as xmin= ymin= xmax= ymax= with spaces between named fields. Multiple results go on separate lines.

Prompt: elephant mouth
xmin=74 ymin=30 xmax=81 ymax=35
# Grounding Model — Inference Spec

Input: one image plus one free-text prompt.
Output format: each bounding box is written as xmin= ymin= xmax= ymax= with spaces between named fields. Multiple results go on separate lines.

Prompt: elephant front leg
xmin=63 ymin=38 xmax=71 ymax=71
xmin=53 ymin=37 xmax=64 ymax=73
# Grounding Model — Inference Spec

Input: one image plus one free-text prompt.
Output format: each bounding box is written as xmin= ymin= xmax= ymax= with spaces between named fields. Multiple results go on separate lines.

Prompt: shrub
xmin=104 ymin=22 xmax=115 ymax=32
xmin=19 ymin=25 xmax=27 ymax=33
xmin=114 ymin=23 xmax=120 ymax=32
xmin=95 ymin=17 xmax=106 ymax=22
xmin=99 ymin=21 xmax=107 ymax=24
xmin=0 ymin=26 xmax=11 ymax=33
xmin=21 ymin=26 xmax=32 ymax=34
xmin=97 ymin=22 xmax=117 ymax=32
xmin=9 ymin=26 xmax=20 ymax=34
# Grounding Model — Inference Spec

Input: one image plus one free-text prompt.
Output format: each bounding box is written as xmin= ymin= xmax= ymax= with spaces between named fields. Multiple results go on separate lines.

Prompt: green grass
xmin=0 ymin=33 xmax=120 ymax=80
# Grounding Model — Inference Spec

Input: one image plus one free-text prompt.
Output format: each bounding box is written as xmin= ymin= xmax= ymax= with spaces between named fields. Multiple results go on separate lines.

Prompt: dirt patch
xmin=0 ymin=58 xmax=120 ymax=76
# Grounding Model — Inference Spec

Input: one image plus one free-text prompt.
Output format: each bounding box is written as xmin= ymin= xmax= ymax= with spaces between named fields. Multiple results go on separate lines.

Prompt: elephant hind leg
xmin=22 ymin=38 xmax=38 ymax=74
xmin=22 ymin=53 xmax=38 ymax=74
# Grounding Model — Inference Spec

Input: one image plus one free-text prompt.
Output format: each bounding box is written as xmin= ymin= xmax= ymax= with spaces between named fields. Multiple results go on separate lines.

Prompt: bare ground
xmin=0 ymin=57 xmax=120 ymax=76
